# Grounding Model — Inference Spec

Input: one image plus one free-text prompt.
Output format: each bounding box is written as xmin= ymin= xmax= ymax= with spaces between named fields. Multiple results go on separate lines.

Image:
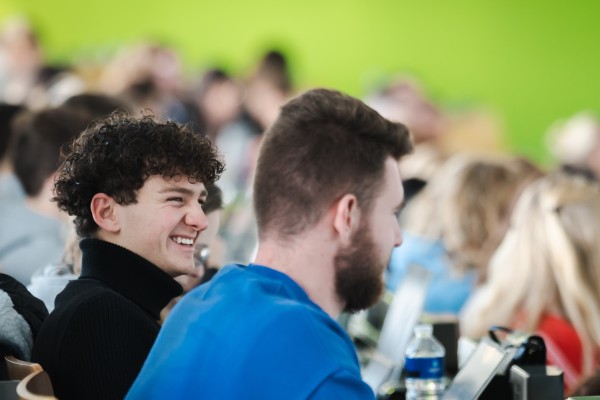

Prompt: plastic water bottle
xmin=404 ymin=324 xmax=445 ymax=400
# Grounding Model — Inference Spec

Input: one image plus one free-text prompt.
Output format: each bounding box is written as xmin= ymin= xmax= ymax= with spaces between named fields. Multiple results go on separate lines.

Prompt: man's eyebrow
xmin=158 ymin=186 xmax=207 ymax=198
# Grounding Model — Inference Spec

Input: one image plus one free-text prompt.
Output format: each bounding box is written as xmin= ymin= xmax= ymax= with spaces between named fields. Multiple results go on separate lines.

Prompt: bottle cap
xmin=414 ymin=323 xmax=433 ymax=336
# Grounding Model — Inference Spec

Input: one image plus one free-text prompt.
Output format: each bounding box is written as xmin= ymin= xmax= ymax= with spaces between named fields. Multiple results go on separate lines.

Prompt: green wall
xmin=3 ymin=0 xmax=600 ymax=163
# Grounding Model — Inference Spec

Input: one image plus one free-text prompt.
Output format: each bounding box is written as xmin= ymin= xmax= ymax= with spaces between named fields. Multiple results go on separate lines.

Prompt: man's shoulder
xmin=182 ymin=264 xmax=348 ymax=343
xmin=0 ymin=204 xmax=64 ymax=283
xmin=220 ymin=267 xmax=352 ymax=353
xmin=0 ymin=202 xmax=61 ymax=232
xmin=201 ymin=265 xmax=325 ymax=318
xmin=266 ymin=299 xmax=351 ymax=350
xmin=34 ymin=282 xmax=120 ymax=355
xmin=0 ymin=204 xmax=63 ymax=261
xmin=57 ymin=278 xmax=115 ymax=300
xmin=36 ymin=279 xmax=157 ymax=355
xmin=0 ymin=173 xmax=25 ymax=203
xmin=51 ymin=279 xmax=145 ymax=324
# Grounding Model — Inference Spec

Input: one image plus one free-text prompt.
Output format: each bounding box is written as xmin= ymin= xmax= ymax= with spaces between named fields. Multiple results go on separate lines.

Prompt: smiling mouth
xmin=170 ymin=236 xmax=194 ymax=246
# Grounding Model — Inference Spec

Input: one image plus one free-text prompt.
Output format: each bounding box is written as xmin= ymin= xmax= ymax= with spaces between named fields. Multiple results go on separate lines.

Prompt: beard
xmin=334 ymin=220 xmax=388 ymax=313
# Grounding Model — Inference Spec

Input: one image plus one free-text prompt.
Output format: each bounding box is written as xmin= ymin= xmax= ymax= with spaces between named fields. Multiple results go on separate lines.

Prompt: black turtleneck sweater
xmin=32 ymin=238 xmax=182 ymax=400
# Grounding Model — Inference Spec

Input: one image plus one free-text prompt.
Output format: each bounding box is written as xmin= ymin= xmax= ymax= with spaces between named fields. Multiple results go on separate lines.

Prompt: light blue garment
xmin=0 ymin=201 xmax=65 ymax=285
xmin=386 ymin=232 xmax=477 ymax=315
xmin=127 ymin=264 xmax=375 ymax=400
xmin=0 ymin=173 xmax=25 ymax=203
xmin=27 ymin=264 xmax=77 ymax=312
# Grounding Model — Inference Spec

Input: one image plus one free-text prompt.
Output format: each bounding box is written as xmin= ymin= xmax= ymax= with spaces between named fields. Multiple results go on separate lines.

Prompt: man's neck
xmin=0 ymin=159 xmax=11 ymax=174
xmin=253 ymin=230 xmax=344 ymax=318
xmin=24 ymin=173 xmax=65 ymax=219
xmin=26 ymin=194 xmax=64 ymax=220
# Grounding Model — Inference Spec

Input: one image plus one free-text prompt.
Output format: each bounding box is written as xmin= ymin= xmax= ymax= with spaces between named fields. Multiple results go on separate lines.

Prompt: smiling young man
xmin=127 ymin=89 xmax=413 ymax=399
xmin=31 ymin=112 xmax=224 ymax=400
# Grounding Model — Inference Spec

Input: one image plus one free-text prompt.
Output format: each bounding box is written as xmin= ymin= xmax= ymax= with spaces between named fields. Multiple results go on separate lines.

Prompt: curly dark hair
xmin=54 ymin=112 xmax=225 ymax=238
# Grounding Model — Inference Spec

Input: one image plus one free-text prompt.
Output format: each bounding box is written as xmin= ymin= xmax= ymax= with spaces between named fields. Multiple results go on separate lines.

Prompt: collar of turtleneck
xmin=78 ymin=238 xmax=183 ymax=320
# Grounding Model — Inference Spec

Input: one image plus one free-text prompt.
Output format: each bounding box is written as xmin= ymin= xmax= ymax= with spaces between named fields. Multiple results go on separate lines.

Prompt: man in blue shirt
xmin=128 ymin=88 xmax=413 ymax=399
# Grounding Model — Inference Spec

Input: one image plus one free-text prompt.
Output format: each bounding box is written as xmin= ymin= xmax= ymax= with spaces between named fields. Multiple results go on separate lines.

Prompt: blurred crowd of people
xmin=2 ymin=15 xmax=600 ymax=398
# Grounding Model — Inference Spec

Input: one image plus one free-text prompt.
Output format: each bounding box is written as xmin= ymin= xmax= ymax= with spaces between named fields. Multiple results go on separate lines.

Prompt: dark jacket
xmin=32 ymin=239 xmax=182 ymax=400
xmin=0 ymin=273 xmax=48 ymax=379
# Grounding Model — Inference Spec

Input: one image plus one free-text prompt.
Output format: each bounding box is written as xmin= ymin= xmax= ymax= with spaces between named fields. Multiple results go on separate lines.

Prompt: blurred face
xmin=201 ymin=80 xmax=242 ymax=127
xmin=114 ymin=175 xmax=208 ymax=277
xmin=334 ymin=158 xmax=404 ymax=312
xmin=175 ymin=210 xmax=221 ymax=292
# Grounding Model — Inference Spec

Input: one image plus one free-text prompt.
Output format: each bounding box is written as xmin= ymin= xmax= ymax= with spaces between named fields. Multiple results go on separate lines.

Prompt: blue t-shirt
xmin=385 ymin=232 xmax=477 ymax=314
xmin=127 ymin=264 xmax=375 ymax=399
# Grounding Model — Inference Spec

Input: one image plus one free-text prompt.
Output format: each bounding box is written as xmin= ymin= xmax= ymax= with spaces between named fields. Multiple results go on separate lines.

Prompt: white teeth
xmin=172 ymin=237 xmax=193 ymax=246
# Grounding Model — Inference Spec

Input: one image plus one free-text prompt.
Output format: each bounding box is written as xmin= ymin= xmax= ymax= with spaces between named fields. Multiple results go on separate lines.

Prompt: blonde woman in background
xmin=386 ymin=154 xmax=540 ymax=314
xmin=460 ymin=170 xmax=600 ymax=394
xmin=546 ymin=112 xmax=600 ymax=180
xmin=441 ymin=157 xmax=541 ymax=283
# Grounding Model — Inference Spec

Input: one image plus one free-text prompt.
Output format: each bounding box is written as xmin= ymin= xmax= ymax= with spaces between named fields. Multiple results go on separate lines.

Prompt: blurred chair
xmin=4 ymin=356 xmax=55 ymax=399
xmin=16 ymin=370 xmax=56 ymax=399
xmin=4 ymin=356 xmax=42 ymax=381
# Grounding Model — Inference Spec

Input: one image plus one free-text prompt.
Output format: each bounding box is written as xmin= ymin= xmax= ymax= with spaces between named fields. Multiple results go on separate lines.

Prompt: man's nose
xmin=187 ymin=204 xmax=208 ymax=232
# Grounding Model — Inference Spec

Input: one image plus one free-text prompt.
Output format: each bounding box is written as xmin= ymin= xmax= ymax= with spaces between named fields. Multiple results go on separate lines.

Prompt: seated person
xmin=0 ymin=271 xmax=48 ymax=379
xmin=387 ymin=156 xmax=540 ymax=314
xmin=0 ymin=106 xmax=89 ymax=285
xmin=32 ymin=112 xmax=224 ymax=400
xmin=26 ymin=94 xmax=130 ymax=308
xmin=460 ymin=170 xmax=600 ymax=395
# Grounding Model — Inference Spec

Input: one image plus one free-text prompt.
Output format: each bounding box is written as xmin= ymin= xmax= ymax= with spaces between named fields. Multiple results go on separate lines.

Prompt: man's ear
xmin=90 ymin=193 xmax=120 ymax=233
xmin=332 ymin=194 xmax=360 ymax=245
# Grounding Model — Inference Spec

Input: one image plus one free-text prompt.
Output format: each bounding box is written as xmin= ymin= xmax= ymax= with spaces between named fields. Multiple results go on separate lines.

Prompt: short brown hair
xmin=12 ymin=107 xmax=90 ymax=197
xmin=54 ymin=112 xmax=224 ymax=238
xmin=253 ymin=88 xmax=412 ymax=239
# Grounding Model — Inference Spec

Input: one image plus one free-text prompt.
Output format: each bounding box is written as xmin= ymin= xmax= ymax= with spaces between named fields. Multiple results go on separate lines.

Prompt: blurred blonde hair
xmin=61 ymin=220 xmax=82 ymax=275
xmin=403 ymin=154 xmax=469 ymax=238
xmin=404 ymin=154 xmax=540 ymax=277
xmin=546 ymin=112 xmax=600 ymax=166
xmin=460 ymin=171 xmax=600 ymax=375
